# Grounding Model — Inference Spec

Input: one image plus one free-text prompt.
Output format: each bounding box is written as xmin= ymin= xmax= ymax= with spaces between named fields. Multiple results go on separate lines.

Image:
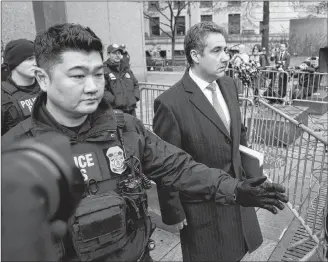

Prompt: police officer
xmin=103 ymin=44 xmax=139 ymax=116
xmin=2 ymin=23 xmax=288 ymax=262
xmin=1 ymin=39 xmax=40 ymax=135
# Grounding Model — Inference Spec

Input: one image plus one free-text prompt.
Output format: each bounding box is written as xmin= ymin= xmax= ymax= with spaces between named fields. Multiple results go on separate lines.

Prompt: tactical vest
xmin=60 ymin=111 xmax=150 ymax=262
xmin=1 ymin=81 xmax=39 ymax=120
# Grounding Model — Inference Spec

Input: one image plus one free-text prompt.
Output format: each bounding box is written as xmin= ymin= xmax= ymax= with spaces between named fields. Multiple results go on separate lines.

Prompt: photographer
xmin=3 ymin=23 xmax=288 ymax=262
xmin=291 ymin=58 xmax=322 ymax=99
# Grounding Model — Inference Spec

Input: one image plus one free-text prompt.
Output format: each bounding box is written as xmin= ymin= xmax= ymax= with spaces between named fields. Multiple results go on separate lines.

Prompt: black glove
xmin=235 ymin=176 xmax=289 ymax=214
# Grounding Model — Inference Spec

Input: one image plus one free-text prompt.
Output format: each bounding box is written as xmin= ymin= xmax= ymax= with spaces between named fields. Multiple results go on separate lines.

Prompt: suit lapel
xmin=217 ymin=77 xmax=238 ymax=142
xmin=182 ymin=71 xmax=230 ymax=138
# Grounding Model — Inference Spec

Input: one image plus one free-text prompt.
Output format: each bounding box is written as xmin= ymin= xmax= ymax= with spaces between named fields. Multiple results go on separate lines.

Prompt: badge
xmin=125 ymin=72 xmax=131 ymax=79
xmin=105 ymin=146 xmax=127 ymax=174
xmin=109 ymin=73 xmax=116 ymax=80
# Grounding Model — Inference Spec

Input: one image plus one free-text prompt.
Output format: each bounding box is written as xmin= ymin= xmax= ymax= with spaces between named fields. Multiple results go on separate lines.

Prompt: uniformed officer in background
xmin=103 ymin=43 xmax=140 ymax=116
xmin=1 ymin=39 xmax=41 ymax=135
xmin=2 ymin=23 xmax=288 ymax=262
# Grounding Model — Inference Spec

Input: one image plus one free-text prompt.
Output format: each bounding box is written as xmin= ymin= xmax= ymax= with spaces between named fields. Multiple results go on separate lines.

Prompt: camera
xmin=2 ymin=133 xmax=85 ymax=261
xmin=2 ymin=132 xmax=85 ymax=221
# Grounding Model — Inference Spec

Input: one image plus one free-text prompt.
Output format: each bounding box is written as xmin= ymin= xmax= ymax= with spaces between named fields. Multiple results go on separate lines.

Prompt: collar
xmin=105 ymin=59 xmax=121 ymax=71
xmin=7 ymin=75 xmax=39 ymax=93
xmin=189 ymin=68 xmax=212 ymax=91
xmin=30 ymin=92 xmax=117 ymax=138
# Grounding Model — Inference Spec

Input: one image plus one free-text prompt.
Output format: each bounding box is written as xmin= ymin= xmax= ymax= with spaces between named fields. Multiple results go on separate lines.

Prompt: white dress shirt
xmin=189 ymin=68 xmax=231 ymax=126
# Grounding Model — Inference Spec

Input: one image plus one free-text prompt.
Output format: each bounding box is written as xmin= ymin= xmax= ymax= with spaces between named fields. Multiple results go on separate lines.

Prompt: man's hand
xmin=235 ymin=176 xmax=289 ymax=214
xmin=172 ymin=218 xmax=188 ymax=230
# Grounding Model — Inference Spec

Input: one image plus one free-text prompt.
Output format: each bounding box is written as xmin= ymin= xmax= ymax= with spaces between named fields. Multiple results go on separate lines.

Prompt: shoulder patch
xmin=109 ymin=73 xmax=117 ymax=80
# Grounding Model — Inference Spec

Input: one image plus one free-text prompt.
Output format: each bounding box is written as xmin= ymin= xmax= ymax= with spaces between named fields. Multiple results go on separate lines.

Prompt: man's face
xmin=310 ymin=58 xmax=319 ymax=68
xmin=108 ymin=50 xmax=122 ymax=63
xmin=36 ymin=50 xmax=105 ymax=119
xmin=14 ymin=56 xmax=37 ymax=79
xmin=280 ymin=44 xmax=286 ymax=52
xmin=195 ymin=33 xmax=229 ymax=80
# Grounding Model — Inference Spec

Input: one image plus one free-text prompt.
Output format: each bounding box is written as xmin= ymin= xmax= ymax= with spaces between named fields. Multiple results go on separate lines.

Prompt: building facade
xmin=1 ymin=1 xmax=147 ymax=81
xmin=143 ymin=1 xmax=328 ymax=60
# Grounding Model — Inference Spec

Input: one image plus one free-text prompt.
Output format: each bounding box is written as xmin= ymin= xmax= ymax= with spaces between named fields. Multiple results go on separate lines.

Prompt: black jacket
xmin=1 ymin=76 xmax=40 ymax=135
xmin=103 ymin=59 xmax=140 ymax=112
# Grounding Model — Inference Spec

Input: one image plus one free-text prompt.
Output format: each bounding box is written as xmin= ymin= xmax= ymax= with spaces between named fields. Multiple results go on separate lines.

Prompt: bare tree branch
xmin=156 ymin=6 xmax=171 ymax=23
xmin=143 ymin=13 xmax=171 ymax=29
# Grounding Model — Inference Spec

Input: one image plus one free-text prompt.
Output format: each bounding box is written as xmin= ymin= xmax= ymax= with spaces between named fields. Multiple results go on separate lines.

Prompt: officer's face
xmin=36 ymin=50 xmax=105 ymax=118
xmin=108 ymin=50 xmax=122 ymax=63
xmin=191 ymin=32 xmax=230 ymax=82
xmin=14 ymin=56 xmax=37 ymax=79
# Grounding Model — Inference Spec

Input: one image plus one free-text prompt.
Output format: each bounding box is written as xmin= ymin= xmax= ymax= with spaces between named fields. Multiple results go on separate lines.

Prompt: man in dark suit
xmin=266 ymin=43 xmax=290 ymax=99
xmin=153 ymin=22 xmax=287 ymax=261
xmin=271 ymin=43 xmax=291 ymax=70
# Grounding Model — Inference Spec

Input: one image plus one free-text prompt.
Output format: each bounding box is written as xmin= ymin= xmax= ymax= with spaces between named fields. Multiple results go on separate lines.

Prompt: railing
xmin=241 ymin=99 xmax=328 ymax=261
xmin=226 ymin=68 xmax=328 ymax=108
xmin=137 ymin=82 xmax=171 ymax=130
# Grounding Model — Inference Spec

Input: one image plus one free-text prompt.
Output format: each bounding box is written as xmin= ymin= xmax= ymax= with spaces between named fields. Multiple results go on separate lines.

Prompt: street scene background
xmin=1 ymin=1 xmax=328 ymax=261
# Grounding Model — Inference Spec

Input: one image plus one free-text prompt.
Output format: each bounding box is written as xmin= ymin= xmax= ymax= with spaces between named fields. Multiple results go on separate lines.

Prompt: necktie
xmin=207 ymin=82 xmax=230 ymax=133
xmin=280 ymin=52 xmax=283 ymax=61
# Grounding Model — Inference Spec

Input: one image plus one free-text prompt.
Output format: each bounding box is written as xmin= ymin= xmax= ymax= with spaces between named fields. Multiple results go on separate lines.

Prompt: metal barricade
xmin=243 ymin=99 xmax=328 ymax=261
xmin=226 ymin=68 xmax=328 ymax=110
xmin=288 ymin=70 xmax=328 ymax=114
xmin=137 ymin=82 xmax=170 ymax=130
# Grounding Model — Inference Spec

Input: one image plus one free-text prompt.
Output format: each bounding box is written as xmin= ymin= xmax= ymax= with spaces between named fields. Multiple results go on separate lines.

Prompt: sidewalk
xmin=147 ymin=184 xmax=295 ymax=262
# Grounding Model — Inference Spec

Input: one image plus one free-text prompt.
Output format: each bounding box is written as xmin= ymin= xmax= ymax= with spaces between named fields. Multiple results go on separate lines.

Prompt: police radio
xmin=113 ymin=110 xmax=152 ymax=221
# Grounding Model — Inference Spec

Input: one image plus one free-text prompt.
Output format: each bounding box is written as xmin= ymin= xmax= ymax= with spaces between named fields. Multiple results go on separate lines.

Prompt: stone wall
xmin=1 ymin=1 xmax=147 ymax=81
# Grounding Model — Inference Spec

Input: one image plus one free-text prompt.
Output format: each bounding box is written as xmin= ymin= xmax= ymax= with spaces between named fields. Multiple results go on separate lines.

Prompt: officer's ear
xmin=34 ymin=67 xmax=50 ymax=93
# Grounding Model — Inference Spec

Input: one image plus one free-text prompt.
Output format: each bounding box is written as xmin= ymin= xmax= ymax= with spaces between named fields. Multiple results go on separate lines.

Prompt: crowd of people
xmin=225 ymin=41 xmax=323 ymax=103
xmin=2 ymin=21 xmax=299 ymax=262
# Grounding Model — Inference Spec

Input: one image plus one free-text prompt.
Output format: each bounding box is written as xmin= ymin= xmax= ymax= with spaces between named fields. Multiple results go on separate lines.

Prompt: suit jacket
xmin=153 ymin=70 xmax=263 ymax=261
xmin=270 ymin=51 xmax=291 ymax=70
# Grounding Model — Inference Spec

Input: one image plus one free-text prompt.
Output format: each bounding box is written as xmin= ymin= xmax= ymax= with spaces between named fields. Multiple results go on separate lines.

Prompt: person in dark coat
xmin=265 ymin=43 xmax=290 ymax=100
xmin=103 ymin=44 xmax=140 ymax=116
xmin=1 ymin=39 xmax=41 ymax=135
xmin=153 ymin=22 xmax=288 ymax=262
xmin=292 ymin=59 xmax=322 ymax=99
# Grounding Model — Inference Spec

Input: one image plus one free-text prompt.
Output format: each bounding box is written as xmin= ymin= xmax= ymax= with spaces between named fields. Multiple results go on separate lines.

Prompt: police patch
xmin=72 ymin=152 xmax=102 ymax=182
xmin=105 ymin=146 xmax=127 ymax=174
xmin=125 ymin=72 xmax=131 ymax=79
xmin=109 ymin=73 xmax=116 ymax=80
xmin=19 ymin=96 xmax=37 ymax=116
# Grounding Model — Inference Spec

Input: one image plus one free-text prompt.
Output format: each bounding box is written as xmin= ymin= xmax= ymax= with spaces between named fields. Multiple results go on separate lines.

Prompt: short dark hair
xmin=280 ymin=42 xmax=288 ymax=48
xmin=253 ymin=44 xmax=262 ymax=53
xmin=184 ymin=22 xmax=227 ymax=66
xmin=34 ymin=23 xmax=104 ymax=75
